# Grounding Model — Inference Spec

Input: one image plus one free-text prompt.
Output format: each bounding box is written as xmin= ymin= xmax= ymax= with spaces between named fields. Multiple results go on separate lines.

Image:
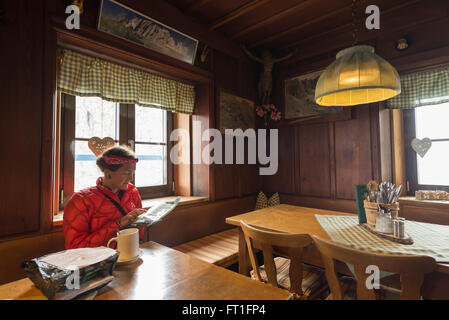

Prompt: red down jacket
xmin=63 ymin=177 xmax=143 ymax=249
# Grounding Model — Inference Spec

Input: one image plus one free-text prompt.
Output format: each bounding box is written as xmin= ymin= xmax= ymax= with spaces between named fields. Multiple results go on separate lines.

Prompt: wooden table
xmin=226 ymin=204 xmax=449 ymax=300
xmin=0 ymin=242 xmax=291 ymax=300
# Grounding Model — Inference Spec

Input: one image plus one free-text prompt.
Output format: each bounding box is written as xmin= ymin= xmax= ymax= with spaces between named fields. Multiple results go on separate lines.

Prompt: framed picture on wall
xmin=284 ymin=70 xmax=346 ymax=120
xmin=97 ymin=0 xmax=199 ymax=65
xmin=218 ymin=89 xmax=255 ymax=134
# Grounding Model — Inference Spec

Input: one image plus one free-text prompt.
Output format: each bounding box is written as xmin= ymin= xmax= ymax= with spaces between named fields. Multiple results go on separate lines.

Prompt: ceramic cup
xmin=107 ymin=228 xmax=140 ymax=261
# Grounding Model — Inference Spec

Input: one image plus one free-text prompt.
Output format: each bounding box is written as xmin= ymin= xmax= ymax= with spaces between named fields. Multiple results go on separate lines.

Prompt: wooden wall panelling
xmin=0 ymin=231 xmax=65 ymax=286
xmin=297 ymin=123 xmax=331 ymax=198
xmin=213 ymin=50 xmax=239 ymax=200
xmin=328 ymin=121 xmax=337 ymax=199
xmin=398 ymin=200 xmax=449 ymax=226
xmin=192 ymin=82 xmax=212 ymax=199
xmin=239 ymin=164 xmax=261 ymax=197
xmin=213 ymin=50 xmax=259 ymax=200
xmin=237 ymin=60 xmax=259 ymax=197
xmin=334 ymin=106 xmax=374 ymax=200
xmin=0 ymin=0 xmax=44 ymax=237
xmin=369 ymin=103 xmax=382 ymax=183
xmin=280 ymin=194 xmax=358 ymax=214
xmin=379 ymin=103 xmax=393 ymax=183
xmin=263 ymin=126 xmax=295 ymax=194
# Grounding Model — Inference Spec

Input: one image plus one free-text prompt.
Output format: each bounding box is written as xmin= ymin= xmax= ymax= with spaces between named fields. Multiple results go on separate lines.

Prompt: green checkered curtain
xmin=386 ymin=68 xmax=449 ymax=109
xmin=58 ymin=49 xmax=195 ymax=114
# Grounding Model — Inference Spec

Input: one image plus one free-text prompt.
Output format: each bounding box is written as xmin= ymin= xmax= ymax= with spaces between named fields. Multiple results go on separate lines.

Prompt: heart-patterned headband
xmin=103 ymin=155 xmax=139 ymax=165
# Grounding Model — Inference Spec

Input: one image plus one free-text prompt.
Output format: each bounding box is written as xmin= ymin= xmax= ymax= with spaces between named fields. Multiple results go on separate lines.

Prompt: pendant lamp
xmin=315 ymin=0 xmax=401 ymax=106
xmin=315 ymin=45 xmax=401 ymax=106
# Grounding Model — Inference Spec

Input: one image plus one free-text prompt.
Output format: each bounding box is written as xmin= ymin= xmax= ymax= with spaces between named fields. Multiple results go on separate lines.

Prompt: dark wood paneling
xmin=334 ymin=106 xmax=374 ymax=200
xmin=398 ymin=199 xmax=449 ymax=225
xmin=400 ymin=204 xmax=449 ymax=226
xmin=0 ymin=231 xmax=65 ymax=286
xmin=214 ymin=165 xmax=238 ymax=200
xmin=280 ymin=194 xmax=357 ymax=214
xmin=0 ymin=0 xmax=44 ymax=237
xmin=263 ymin=126 xmax=295 ymax=194
xmin=213 ymin=50 xmax=259 ymax=200
xmin=240 ymin=164 xmax=261 ymax=196
xmin=298 ymin=123 xmax=331 ymax=198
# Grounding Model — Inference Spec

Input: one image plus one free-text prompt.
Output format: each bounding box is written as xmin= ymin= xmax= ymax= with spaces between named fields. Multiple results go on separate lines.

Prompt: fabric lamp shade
xmin=315 ymin=45 xmax=401 ymax=106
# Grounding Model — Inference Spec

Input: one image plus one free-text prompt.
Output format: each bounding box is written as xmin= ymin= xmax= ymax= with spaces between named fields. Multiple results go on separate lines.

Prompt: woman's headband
xmin=102 ymin=155 xmax=139 ymax=165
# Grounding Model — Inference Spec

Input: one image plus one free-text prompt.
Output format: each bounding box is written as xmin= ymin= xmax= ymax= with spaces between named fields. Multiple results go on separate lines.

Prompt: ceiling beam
xmin=230 ymin=0 xmax=314 ymax=40
xmin=247 ymin=0 xmax=421 ymax=49
xmin=209 ymin=0 xmax=270 ymax=31
xmin=279 ymin=0 xmax=421 ymax=50
xmin=247 ymin=1 xmax=353 ymax=48
xmin=277 ymin=0 xmax=442 ymax=67
xmin=183 ymin=0 xmax=213 ymax=14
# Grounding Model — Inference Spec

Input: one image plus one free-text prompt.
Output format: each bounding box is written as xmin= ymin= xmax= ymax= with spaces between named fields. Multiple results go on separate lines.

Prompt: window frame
xmin=59 ymin=93 xmax=174 ymax=210
xmin=403 ymin=108 xmax=449 ymax=194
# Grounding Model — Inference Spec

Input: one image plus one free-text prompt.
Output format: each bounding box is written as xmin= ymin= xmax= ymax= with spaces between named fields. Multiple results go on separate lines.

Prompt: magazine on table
xmin=134 ymin=197 xmax=181 ymax=226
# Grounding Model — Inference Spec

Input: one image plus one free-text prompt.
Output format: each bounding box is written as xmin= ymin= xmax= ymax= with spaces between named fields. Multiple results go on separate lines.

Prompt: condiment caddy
xmin=361 ymin=204 xmax=413 ymax=245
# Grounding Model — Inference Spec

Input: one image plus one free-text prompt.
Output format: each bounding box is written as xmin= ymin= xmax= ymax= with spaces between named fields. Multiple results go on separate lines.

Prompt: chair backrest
xmin=240 ymin=220 xmax=312 ymax=296
xmin=312 ymin=235 xmax=436 ymax=300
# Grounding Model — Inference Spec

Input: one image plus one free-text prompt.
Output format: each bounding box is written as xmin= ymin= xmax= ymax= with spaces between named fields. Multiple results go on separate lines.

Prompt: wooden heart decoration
xmin=411 ymin=138 xmax=432 ymax=158
xmin=88 ymin=137 xmax=115 ymax=157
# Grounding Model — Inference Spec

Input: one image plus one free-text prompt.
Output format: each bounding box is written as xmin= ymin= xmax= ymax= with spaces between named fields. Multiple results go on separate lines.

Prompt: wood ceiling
xmin=166 ymin=0 xmax=441 ymax=56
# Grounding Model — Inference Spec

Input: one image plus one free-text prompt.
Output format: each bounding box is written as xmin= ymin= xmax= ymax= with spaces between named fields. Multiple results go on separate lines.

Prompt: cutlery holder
xmin=364 ymin=200 xmax=399 ymax=226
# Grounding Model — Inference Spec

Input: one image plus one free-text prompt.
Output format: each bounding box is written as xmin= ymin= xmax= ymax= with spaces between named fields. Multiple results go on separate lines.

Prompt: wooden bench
xmin=173 ymin=228 xmax=239 ymax=267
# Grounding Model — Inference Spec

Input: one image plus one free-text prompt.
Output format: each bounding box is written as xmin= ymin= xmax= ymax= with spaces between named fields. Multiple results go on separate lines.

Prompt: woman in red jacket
xmin=63 ymin=146 xmax=147 ymax=249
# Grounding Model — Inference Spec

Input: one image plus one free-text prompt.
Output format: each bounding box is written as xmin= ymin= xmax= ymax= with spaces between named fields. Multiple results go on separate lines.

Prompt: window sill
xmin=141 ymin=196 xmax=209 ymax=209
xmin=53 ymin=196 xmax=209 ymax=226
xmin=398 ymin=196 xmax=449 ymax=210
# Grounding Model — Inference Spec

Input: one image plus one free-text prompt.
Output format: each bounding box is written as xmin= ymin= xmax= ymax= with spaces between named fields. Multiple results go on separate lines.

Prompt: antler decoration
xmin=88 ymin=137 xmax=115 ymax=157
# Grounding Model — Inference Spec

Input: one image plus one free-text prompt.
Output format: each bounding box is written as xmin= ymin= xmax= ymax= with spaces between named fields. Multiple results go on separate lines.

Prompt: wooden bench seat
xmin=173 ymin=228 xmax=239 ymax=267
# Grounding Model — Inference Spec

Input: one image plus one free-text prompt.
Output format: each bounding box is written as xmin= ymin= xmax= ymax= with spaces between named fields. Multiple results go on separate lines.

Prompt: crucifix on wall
xmin=241 ymin=45 xmax=297 ymax=105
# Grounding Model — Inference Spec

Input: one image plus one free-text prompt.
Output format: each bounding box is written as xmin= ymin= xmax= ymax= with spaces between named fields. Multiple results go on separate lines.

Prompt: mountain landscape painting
xmin=284 ymin=70 xmax=343 ymax=119
xmin=98 ymin=0 xmax=199 ymax=65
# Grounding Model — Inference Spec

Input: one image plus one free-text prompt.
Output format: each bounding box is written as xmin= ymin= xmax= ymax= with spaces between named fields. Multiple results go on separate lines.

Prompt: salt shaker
xmin=393 ymin=218 xmax=405 ymax=238
xmin=376 ymin=205 xmax=393 ymax=234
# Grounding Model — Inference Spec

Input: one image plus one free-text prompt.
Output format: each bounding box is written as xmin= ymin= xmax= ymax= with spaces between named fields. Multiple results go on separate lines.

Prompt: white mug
xmin=107 ymin=228 xmax=140 ymax=261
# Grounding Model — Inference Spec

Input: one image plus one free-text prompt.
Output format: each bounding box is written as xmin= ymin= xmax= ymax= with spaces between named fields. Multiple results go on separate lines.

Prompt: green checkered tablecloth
xmin=315 ymin=215 xmax=449 ymax=263
xmin=58 ymin=49 xmax=195 ymax=114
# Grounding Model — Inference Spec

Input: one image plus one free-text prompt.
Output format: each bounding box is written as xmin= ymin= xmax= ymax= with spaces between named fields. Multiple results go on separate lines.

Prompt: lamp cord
xmin=351 ymin=0 xmax=359 ymax=46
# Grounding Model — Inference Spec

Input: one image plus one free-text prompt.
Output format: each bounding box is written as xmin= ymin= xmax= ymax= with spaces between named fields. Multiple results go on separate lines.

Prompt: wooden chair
xmin=312 ymin=236 xmax=437 ymax=300
xmin=240 ymin=221 xmax=329 ymax=299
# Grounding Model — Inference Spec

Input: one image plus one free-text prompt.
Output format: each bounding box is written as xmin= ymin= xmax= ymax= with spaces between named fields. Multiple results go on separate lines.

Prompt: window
xmin=404 ymin=103 xmax=449 ymax=194
xmin=59 ymin=93 xmax=173 ymax=209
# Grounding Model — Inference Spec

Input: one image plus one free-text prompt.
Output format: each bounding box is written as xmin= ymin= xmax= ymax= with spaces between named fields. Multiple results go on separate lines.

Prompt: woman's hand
xmin=118 ymin=208 xmax=148 ymax=227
